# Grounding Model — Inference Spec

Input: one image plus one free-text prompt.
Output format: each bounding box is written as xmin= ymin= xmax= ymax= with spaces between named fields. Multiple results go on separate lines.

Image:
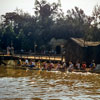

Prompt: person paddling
xmin=68 ymin=61 xmax=74 ymax=72
xmin=29 ymin=60 xmax=35 ymax=68
xmin=81 ymin=61 xmax=87 ymax=70
xmin=89 ymin=60 xmax=96 ymax=70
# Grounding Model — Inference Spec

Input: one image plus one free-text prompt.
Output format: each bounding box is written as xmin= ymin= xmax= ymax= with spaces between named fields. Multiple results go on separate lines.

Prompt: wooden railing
xmin=0 ymin=51 xmax=65 ymax=62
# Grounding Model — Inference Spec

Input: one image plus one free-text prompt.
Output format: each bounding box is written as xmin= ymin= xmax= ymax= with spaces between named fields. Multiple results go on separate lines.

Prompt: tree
xmin=0 ymin=1 xmax=100 ymax=52
xmin=92 ymin=5 xmax=100 ymax=27
xmin=1 ymin=24 xmax=16 ymax=49
xmin=65 ymin=7 xmax=94 ymax=42
xmin=34 ymin=0 xmax=59 ymax=18
xmin=89 ymin=5 xmax=100 ymax=41
xmin=1 ymin=9 xmax=37 ymax=50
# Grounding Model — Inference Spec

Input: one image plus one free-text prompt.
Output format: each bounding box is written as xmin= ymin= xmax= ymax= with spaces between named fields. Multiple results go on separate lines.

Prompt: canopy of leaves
xmin=0 ymin=0 xmax=100 ymax=52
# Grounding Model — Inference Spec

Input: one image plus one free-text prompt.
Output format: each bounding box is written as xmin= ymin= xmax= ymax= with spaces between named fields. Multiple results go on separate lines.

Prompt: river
xmin=0 ymin=66 xmax=100 ymax=100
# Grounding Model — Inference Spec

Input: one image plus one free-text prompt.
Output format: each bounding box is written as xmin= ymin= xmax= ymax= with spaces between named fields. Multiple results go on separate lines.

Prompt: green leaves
xmin=0 ymin=1 xmax=100 ymax=52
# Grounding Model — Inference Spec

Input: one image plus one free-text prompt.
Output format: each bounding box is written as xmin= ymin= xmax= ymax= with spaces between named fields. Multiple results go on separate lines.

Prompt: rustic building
xmin=49 ymin=38 xmax=66 ymax=54
xmin=65 ymin=38 xmax=100 ymax=64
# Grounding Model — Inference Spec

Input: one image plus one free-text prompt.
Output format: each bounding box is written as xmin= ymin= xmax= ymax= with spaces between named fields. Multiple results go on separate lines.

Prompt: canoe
xmin=4 ymin=63 xmax=100 ymax=74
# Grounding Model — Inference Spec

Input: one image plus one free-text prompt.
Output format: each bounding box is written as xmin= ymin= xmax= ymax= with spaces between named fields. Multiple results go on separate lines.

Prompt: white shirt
xmin=69 ymin=64 xmax=73 ymax=68
xmin=25 ymin=59 xmax=29 ymax=64
xmin=32 ymin=62 xmax=35 ymax=66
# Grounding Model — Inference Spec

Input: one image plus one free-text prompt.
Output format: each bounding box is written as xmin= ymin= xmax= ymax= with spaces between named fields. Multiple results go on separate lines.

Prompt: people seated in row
xmin=67 ymin=60 xmax=96 ymax=72
xmin=68 ymin=61 xmax=87 ymax=71
xmin=42 ymin=62 xmax=55 ymax=70
xmin=17 ymin=58 xmax=96 ymax=71
xmin=42 ymin=61 xmax=65 ymax=70
xmin=17 ymin=58 xmax=36 ymax=68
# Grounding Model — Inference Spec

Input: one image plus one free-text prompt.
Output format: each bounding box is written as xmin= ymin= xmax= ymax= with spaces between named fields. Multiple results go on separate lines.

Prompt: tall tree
xmin=66 ymin=7 xmax=93 ymax=41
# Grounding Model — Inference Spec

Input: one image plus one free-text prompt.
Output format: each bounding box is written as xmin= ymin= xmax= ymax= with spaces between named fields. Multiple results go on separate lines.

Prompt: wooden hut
xmin=65 ymin=38 xmax=100 ymax=64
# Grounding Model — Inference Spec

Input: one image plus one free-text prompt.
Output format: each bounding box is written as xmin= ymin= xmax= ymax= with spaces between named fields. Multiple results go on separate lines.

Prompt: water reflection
xmin=0 ymin=66 xmax=100 ymax=100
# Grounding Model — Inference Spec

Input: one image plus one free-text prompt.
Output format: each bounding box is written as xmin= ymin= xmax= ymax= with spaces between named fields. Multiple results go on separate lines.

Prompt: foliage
xmin=0 ymin=0 xmax=100 ymax=52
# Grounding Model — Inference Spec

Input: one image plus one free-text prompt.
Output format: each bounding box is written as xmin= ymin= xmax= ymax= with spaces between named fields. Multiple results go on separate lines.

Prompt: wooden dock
xmin=0 ymin=54 xmax=65 ymax=62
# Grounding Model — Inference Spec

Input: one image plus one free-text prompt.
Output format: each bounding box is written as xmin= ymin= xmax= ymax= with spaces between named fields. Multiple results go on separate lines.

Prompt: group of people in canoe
xmin=68 ymin=60 xmax=96 ymax=72
xmin=17 ymin=58 xmax=35 ymax=68
xmin=17 ymin=58 xmax=96 ymax=72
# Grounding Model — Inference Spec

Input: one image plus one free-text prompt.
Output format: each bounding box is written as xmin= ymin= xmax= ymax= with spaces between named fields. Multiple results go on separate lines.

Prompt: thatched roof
xmin=71 ymin=38 xmax=100 ymax=47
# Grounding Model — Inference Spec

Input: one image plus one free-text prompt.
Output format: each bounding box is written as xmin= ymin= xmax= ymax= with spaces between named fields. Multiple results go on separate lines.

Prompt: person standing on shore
xmin=11 ymin=46 xmax=14 ymax=55
xmin=7 ymin=46 xmax=11 ymax=55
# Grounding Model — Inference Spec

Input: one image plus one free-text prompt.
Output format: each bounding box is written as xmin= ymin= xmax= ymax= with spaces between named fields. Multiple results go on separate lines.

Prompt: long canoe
xmin=4 ymin=64 xmax=100 ymax=73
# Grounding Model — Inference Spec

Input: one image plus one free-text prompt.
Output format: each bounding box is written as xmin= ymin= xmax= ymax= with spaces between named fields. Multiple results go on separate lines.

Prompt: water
xmin=0 ymin=66 xmax=100 ymax=100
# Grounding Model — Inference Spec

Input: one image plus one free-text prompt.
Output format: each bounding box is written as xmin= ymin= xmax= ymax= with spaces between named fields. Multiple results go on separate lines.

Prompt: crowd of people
xmin=67 ymin=60 xmax=96 ymax=72
xmin=17 ymin=59 xmax=35 ymax=68
xmin=17 ymin=58 xmax=96 ymax=72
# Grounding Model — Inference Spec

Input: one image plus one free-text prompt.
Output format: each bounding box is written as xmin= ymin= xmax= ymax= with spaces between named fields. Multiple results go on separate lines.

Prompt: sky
xmin=0 ymin=0 xmax=100 ymax=16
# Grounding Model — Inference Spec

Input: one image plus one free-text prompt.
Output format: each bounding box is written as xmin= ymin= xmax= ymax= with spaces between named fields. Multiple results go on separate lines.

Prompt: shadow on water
xmin=0 ymin=66 xmax=100 ymax=100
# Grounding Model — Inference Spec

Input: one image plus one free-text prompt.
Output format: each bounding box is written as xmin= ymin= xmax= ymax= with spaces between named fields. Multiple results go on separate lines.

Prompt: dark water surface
xmin=0 ymin=66 xmax=100 ymax=100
